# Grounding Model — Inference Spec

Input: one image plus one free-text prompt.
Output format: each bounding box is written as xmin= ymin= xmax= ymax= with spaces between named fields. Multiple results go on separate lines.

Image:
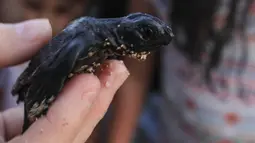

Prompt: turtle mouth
xmin=111 ymin=44 xmax=151 ymax=61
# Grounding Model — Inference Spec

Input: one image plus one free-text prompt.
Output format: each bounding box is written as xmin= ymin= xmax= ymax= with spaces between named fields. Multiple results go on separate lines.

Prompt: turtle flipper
xmin=22 ymin=70 xmax=68 ymax=132
xmin=21 ymin=34 xmax=88 ymax=132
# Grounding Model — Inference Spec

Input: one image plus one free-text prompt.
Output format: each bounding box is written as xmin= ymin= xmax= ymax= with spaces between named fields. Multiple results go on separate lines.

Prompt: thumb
xmin=0 ymin=19 xmax=52 ymax=68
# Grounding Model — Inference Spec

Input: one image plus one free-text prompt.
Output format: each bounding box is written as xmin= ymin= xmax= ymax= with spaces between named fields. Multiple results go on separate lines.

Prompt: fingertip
xmin=14 ymin=19 xmax=52 ymax=43
xmin=99 ymin=60 xmax=129 ymax=88
xmin=0 ymin=19 xmax=52 ymax=67
xmin=105 ymin=60 xmax=129 ymax=74
xmin=96 ymin=60 xmax=129 ymax=115
xmin=90 ymin=60 xmax=129 ymax=118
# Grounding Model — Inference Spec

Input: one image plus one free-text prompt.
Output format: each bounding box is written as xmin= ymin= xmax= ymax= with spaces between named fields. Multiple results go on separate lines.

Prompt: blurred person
xmin=0 ymin=0 xmax=24 ymax=23
xmin=22 ymin=0 xmax=90 ymax=36
xmin=105 ymin=0 xmax=255 ymax=143
xmin=160 ymin=0 xmax=255 ymax=142
xmin=0 ymin=0 xmax=1 ymax=22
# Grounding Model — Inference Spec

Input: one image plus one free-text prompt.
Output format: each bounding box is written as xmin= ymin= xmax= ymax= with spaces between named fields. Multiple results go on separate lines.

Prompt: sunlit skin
xmin=22 ymin=0 xmax=88 ymax=36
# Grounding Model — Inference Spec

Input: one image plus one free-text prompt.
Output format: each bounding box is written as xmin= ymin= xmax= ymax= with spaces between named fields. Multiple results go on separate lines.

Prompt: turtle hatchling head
xmin=115 ymin=12 xmax=174 ymax=60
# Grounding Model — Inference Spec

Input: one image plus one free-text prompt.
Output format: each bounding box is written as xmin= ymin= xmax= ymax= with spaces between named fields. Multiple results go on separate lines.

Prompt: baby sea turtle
xmin=11 ymin=12 xmax=174 ymax=132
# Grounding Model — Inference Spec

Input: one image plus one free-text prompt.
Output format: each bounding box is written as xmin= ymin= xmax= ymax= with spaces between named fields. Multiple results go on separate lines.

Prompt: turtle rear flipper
xmin=21 ymin=69 xmax=67 ymax=132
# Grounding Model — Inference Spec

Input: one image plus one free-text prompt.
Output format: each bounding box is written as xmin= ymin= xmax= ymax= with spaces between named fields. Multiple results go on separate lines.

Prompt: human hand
xmin=0 ymin=19 xmax=129 ymax=143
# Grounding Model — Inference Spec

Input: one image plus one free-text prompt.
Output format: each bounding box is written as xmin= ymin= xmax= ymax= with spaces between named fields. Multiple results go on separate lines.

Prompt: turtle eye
xmin=139 ymin=27 xmax=154 ymax=40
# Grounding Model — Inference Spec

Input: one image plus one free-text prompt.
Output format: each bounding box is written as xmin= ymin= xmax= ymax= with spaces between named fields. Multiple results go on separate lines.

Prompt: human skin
xmin=0 ymin=19 xmax=129 ymax=143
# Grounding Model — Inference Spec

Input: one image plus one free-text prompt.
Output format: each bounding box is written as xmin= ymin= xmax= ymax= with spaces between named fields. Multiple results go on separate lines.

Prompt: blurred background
xmin=2 ymin=1 xmax=255 ymax=143
xmin=0 ymin=0 xmax=168 ymax=143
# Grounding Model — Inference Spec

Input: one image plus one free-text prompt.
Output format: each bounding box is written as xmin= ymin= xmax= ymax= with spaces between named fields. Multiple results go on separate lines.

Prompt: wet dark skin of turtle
xmin=11 ymin=12 xmax=174 ymax=132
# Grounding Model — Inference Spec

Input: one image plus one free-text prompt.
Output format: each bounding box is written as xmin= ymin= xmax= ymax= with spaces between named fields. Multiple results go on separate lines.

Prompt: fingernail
xmin=14 ymin=19 xmax=52 ymax=41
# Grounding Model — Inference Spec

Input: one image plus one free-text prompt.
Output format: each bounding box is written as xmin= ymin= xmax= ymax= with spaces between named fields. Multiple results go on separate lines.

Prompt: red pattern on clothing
xmin=224 ymin=112 xmax=240 ymax=126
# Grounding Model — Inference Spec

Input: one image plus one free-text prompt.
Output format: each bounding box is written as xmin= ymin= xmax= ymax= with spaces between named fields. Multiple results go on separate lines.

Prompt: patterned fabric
xmin=160 ymin=0 xmax=255 ymax=142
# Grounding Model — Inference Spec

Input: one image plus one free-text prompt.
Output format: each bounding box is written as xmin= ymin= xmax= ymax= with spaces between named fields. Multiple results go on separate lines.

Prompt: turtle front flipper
xmin=21 ymin=33 xmax=89 ymax=132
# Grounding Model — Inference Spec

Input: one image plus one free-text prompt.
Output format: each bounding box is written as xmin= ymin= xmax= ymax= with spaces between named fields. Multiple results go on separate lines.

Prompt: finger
xmin=12 ymin=74 xmax=101 ymax=143
xmin=0 ymin=106 xmax=24 ymax=141
xmin=0 ymin=19 xmax=52 ymax=68
xmin=73 ymin=60 xmax=129 ymax=143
